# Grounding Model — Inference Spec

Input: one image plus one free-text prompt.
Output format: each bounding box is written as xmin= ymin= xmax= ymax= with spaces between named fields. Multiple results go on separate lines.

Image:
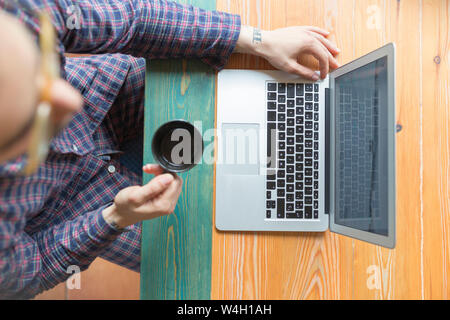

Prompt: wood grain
xmin=212 ymin=0 xmax=354 ymax=300
xmin=140 ymin=0 xmax=218 ymax=298
xmin=140 ymin=57 xmax=216 ymax=299
xmin=66 ymin=258 xmax=140 ymax=300
xmin=211 ymin=0 xmax=449 ymax=300
xmin=421 ymin=0 xmax=449 ymax=299
xmin=34 ymin=282 xmax=66 ymax=300
xmin=33 ymin=258 xmax=139 ymax=300
xmin=352 ymin=0 xmax=409 ymax=300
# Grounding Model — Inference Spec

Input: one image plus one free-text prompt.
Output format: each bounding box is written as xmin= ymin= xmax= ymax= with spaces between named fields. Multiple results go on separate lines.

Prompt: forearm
xmin=133 ymin=0 xmax=241 ymax=70
xmin=55 ymin=0 xmax=241 ymax=70
xmin=0 ymin=205 xmax=123 ymax=299
xmin=33 ymin=205 xmax=124 ymax=287
xmin=3 ymin=0 xmax=240 ymax=69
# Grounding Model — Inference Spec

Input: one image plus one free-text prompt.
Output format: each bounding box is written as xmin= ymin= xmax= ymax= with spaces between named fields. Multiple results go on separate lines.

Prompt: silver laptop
xmin=215 ymin=43 xmax=396 ymax=248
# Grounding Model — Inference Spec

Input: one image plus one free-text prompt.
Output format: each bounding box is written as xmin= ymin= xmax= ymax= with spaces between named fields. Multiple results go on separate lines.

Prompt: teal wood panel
xmin=140 ymin=0 xmax=217 ymax=300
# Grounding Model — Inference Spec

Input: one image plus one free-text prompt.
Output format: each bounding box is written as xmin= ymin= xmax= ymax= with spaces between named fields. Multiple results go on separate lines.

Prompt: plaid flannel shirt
xmin=0 ymin=0 xmax=240 ymax=299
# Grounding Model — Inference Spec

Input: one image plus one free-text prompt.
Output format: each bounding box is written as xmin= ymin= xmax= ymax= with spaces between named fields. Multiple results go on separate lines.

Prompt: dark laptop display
xmin=334 ymin=56 xmax=389 ymax=236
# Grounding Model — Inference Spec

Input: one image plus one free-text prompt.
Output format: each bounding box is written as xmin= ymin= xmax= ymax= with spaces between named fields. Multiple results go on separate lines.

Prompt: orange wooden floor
xmin=34 ymin=258 xmax=139 ymax=300
xmin=36 ymin=0 xmax=448 ymax=300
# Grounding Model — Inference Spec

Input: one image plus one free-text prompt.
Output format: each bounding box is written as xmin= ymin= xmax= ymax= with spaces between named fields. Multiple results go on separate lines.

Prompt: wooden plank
xmin=34 ymin=258 xmax=140 ymax=300
xmin=212 ymin=0 xmax=354 ymax=300
xmin=34 ymin=282 xmax=66 ymax=300
xmin=140 ymin=0 xmax=216 ymax=300
xmin=290 ymin=0 xmax=356 ymax=300
xmin=212 ymin=0 xmax=290 ymax=300
xmin=322 ymin=0 xmax=360 ymax=299
xmin=352 ymin=0 xmax=423 ymax=299
xmin=67 ymin=258 xmax=139 ymax=300
xmin=421 ymin=0 xmax=450 ymax=300
xmin=224 ymin=0 xmax=280 ymax=71
xmin=384 ymin=0 xmax=423 ymax=299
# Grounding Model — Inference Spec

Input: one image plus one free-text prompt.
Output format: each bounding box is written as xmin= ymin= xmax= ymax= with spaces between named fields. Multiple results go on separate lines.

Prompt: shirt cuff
xmin=96 ymin=203 xmax=132 ymax=234
xmin=200 ymin=11 xmax=242 ymax=71
xmin=32 ymin=204 xmax=131 ymax=291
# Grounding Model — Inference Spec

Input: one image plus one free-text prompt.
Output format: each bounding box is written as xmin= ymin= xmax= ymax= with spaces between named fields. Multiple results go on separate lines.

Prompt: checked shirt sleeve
xmin=0 ymin=205 xmax=124 ymax=299
xmin=44 ymin=0 xmax=242 ymax=71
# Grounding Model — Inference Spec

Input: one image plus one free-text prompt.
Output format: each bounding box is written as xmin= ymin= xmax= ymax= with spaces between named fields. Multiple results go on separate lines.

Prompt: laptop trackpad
xmin=220 ymin=123 xmax=260 ymax=175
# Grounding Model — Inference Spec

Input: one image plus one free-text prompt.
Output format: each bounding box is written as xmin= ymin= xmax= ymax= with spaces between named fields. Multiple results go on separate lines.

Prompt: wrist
xmin=235 ymin=25 xmax=268 ymax=58
xmin=102 ymin=204 xmax=131 ymax=230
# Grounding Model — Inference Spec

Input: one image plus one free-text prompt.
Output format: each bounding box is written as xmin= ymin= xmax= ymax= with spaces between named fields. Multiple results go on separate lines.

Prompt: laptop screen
xmin=334 ymin=56 xmax=389 ymax=236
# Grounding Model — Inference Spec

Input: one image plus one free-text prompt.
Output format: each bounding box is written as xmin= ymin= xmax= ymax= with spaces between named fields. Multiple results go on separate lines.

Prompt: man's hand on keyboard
xmin=235 ymin=25 xmax=340 ymax=81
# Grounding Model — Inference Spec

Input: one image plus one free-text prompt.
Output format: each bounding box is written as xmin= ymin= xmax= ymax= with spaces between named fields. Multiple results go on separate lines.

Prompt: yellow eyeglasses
xmin=22 ymin=12 xmax=59 ymax=176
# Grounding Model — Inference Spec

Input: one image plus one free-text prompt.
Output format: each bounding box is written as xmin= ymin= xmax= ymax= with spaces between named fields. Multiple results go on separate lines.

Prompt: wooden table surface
xmin=138 ymin=0 xmax=449 ymax=300
xmin=33 ymin=0 xmax=448 ymax=301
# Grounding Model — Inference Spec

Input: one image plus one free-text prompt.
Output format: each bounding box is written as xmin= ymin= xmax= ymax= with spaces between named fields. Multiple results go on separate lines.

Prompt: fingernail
xmin=312 ymin=74 xmax=319 ymax=81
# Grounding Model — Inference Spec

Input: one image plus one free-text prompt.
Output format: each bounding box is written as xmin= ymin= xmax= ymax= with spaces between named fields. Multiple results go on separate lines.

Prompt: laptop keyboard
xmin=266 ymin=82 xmax=320 ymax=220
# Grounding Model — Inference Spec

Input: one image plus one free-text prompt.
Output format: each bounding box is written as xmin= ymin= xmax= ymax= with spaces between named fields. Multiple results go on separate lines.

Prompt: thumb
xmin=129 ymin=173 xmax=174 ymax=205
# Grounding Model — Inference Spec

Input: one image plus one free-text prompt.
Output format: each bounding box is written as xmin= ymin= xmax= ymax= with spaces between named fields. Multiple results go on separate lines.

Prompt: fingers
xmin=304 ymin=26 xmax=330 ymax=37
xmin=129 ymin=173 xmax=174 ymax=206
xmin=304 ymin=40 xmax=329 ymax=79
xmin=306 ymin=29 xmax=340 ymax=71
xmin=155 ymin=174 xmax=183 ymax=200
xmin=288 ymin=63 xmax=320 ymax=81
xmin=309 ymin=32 xmax=340 ymax=57
xmin=161 ymin=175 xmax=183 ymax=200
xmin=143 ymin=163 xmax=165 ymax=175
xmin=313 ymin=37 xmax=340 ymax=70
xmin=262 ymin=25 xmax=340 ymax=79
xmin=141 ymin=174 xmax=183 ymax=215
xmin=302 ymin=27 xmax=340 ymax=77
xmin=328 ymin=52 xmax=340 ymax=70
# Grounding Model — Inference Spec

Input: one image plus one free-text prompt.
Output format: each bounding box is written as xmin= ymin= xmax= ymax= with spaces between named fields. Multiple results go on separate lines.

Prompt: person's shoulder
xmin=1 ymin=1 xmax=41 ymax=37
xmin=1 ymin=1 xmax=67 ymax=77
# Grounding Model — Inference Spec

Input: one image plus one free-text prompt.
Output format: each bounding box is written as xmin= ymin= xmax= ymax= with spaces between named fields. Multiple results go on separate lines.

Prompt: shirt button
xmin=107 ymin=165 xmax=116 ymax=173
xmin=72 ymin=144 xmax=78 ymax=152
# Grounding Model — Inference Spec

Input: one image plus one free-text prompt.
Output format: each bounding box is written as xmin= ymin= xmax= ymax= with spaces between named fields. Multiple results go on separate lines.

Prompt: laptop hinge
xmin=324 ymin=87 xmax=330 ymax=214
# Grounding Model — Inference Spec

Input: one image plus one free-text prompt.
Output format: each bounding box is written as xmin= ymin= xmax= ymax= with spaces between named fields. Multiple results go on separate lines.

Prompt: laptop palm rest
xmin=220 ymin=123 xmax=260 ymax=175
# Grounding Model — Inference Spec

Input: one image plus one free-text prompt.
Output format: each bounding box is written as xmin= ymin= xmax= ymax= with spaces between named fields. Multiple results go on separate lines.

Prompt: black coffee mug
xmin=151 ymin=120 xmax=204 ymax=173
